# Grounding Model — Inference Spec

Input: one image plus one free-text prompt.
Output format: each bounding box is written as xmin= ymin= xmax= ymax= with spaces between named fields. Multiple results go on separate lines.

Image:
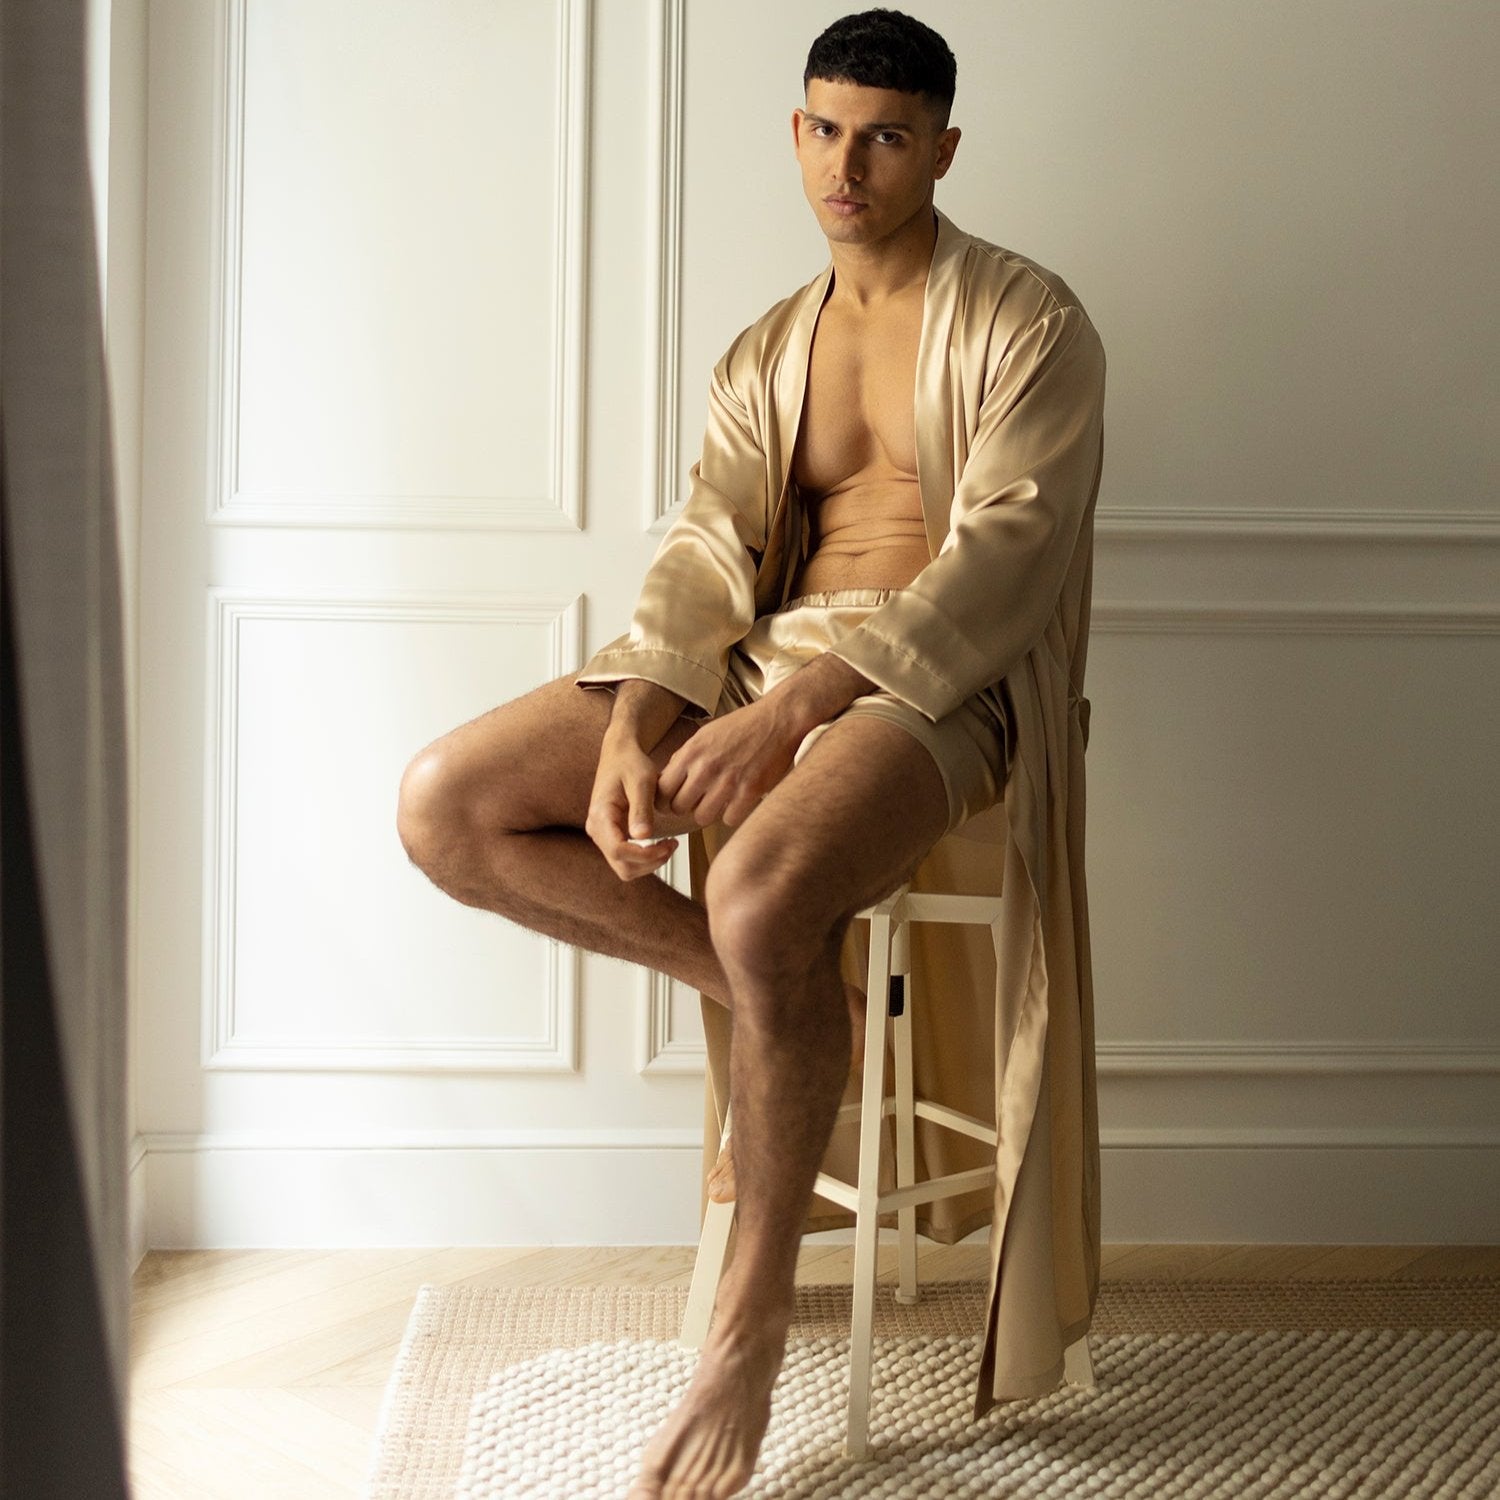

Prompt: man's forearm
xmin=606 ymin=677 xmax=690 ymax=751
xmin=768 ymin=651 xmax=874 ymax=738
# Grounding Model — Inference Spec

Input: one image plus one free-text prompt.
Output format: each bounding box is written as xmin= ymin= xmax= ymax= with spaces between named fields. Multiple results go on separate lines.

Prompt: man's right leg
xmin=395 ymin=673 xmax=728 ymax=999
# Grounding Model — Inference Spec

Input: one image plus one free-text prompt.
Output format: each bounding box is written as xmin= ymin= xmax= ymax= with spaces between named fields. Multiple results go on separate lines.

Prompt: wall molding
xmin=645 ymin=0 xmax=686 ymax=531
xmin=636 ymin=841 xmax=704 ymax=1073
xmin=1096 ymin=1040 xmax=1500 ymax=1075
xmin=630 ymin=1028 xmax=1500 ymax=1096
xmin=209 ymin=0 xmax=592 ymax=530
xmin=640 ymin=972 xmax=705 ymax=1074
xmin=632 ymin=1023 xmax=1498 ymax=1082
xmin=1097 ymin=507 xmax=1500 ymax=543
xmin=203 ymin=589 xmax=583 ymax=1073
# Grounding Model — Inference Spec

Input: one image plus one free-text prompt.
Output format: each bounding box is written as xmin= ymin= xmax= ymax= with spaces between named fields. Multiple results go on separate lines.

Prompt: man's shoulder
xmin=942 ymin=216 xmax=1092 ymax=324
xmin=713 ymin=272 xmax=827 ymax=388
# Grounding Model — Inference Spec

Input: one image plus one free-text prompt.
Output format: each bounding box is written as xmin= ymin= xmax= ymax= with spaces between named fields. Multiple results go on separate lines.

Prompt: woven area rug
xmin=365 ymin=1278 xmax=1500 ymax=1498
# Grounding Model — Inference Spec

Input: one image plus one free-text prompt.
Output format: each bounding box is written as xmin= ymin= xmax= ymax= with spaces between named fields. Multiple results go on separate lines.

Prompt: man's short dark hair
xmin=803 ymin=9 xmax=957 ymax=122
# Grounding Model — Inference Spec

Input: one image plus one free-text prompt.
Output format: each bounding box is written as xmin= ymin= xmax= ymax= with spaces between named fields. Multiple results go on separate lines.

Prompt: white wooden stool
xmin=680 ymin=881 xmax=1096 ymax=1459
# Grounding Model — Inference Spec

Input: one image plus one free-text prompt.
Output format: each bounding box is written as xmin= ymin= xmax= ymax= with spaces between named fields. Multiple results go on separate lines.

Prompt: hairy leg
xmin=398 ymin=674 xmax=870 ymax=1124
xmin=626 ymin=715 xmax=949 ymax=1499
xmin=705 ymin=978 xmax=867 ymax=1205
xmin=396 ymin=673 xmax=727 ymax=998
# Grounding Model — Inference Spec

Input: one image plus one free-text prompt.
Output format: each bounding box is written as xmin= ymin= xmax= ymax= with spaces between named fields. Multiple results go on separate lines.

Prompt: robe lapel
xmin=758 ymin=268 xmax=832 ymax=608
xmin=914 ymin=209 xmax=965 ymax=557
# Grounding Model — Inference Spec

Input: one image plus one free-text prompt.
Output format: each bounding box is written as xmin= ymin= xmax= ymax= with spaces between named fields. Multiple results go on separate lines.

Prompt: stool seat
xmin=680 ymin=882 xmax=1095 ymax=1458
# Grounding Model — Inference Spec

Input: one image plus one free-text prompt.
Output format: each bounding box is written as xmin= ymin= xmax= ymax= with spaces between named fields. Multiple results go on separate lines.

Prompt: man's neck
xmin=826 ymin=207 xmax=939 ymax=308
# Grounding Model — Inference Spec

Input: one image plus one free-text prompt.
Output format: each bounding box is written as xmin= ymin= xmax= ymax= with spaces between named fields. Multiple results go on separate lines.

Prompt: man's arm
xmin=587 ymin=654 xmax=875 ymax=882
xmin=656 ymin=652 xmax=873 ymax=831
xmin=576 ymin=350 xmax=769 ymax=717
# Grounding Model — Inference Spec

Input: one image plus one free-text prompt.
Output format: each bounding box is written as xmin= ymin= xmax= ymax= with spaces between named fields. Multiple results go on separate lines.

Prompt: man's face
xmin=792 ymin=77 xmax=960 ymax=248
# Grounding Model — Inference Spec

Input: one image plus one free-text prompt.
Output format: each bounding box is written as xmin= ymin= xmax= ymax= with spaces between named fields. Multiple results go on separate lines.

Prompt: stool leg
xmin=681 ymin=1106 xmax=734 ymax=1348
xmin=892 ymin=940 xmax=918 ymax=1306
xmin=1064 ymin=1332 xmax=1096 ymax=1389
xmin=847 ymin=911 xmax=893 ymax=1460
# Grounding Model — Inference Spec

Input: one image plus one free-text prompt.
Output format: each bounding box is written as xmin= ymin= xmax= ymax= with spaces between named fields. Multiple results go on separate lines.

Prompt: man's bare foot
xmin=625 ymin=1303 xmax=792 ymax=1499
xmin=706 ymin=981 xmax=867 ymax=1205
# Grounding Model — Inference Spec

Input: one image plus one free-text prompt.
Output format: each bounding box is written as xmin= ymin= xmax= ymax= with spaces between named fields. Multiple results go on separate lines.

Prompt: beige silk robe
xmin=578 ymin=208 xmax=1105 ymax=1416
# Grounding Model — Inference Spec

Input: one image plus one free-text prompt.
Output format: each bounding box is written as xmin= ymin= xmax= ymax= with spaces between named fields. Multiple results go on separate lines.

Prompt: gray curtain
xmin=1 ymin=0 xmax=133 ymax=1494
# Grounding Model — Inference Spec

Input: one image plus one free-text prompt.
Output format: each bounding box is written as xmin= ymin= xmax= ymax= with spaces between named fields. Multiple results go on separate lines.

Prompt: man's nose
xmin=833 ymin=137 xmax=864 ymax=183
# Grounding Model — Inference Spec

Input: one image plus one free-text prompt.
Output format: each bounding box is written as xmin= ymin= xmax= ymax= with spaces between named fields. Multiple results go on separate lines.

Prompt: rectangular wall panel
xmin=205 ymin=592 xmax=581 ymax=1070
xmin=1085 ymin=627 xmax=1500 ymax=1046
xmin=216 ymin=0 xmax=588 ymax=527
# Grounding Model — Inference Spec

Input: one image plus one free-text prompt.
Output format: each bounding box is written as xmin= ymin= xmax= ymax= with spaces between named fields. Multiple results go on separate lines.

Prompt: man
xmin=398 ymin=9 xmax=1104 ymax=1495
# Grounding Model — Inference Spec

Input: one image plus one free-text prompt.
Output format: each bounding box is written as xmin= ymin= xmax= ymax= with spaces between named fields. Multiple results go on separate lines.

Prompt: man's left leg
xmin=627 ymin=712 xmax=951 ymax=1499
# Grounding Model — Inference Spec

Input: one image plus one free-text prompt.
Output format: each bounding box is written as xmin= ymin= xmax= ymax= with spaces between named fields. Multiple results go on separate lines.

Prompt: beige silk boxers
xmin=579 ymin=208 xmax=1105 ymax=1417
xmin=719 ymin=588 xmax=1009 ymax=836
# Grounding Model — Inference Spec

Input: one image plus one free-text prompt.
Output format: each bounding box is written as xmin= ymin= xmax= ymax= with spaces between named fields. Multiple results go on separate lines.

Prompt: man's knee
xmin=396 ymin=738 xmax=473 ymax=875
xmin=396 ymin=678 xmax=602 ymax=877
xmin=704 ymin=839 xmax=845 ymax=995
xmin=395 ymin=707 xmax=526 ymax=878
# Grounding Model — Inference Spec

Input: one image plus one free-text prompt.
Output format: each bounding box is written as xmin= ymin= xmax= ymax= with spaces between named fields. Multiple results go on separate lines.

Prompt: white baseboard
xmin=128 ymin=1133 xmax=149 ymax=1272
xmin=1102 ymin=1143 xmax=1499 ymax=1243
xmin=135 ymin=1134 xmax=1500 ymax=1249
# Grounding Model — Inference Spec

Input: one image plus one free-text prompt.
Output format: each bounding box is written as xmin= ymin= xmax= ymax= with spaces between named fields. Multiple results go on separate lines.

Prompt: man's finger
xmin=656 ymin=751 xmax=686 ymax=803
xmin=624 ymin=769 xmax=658 ymax=840
xmin=584 ymin=793 xmax=626 ymax=847
xmin=691 ymin=777 xmax=738 ymax=829
xmin=610 ymin=837 xmax=676 ymax=881
xmin=587 ymin=799 xmax=669 ymax=880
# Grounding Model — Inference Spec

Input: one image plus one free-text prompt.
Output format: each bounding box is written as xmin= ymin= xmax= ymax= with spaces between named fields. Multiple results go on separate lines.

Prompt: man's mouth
xmin=824 ymin=196 xmax=867 ymax=216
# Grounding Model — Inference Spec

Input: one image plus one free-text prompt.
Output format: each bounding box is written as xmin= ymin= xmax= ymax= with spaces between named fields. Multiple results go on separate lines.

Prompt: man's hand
xmin=657 ymin=652 xmax=874 ymax=829
xmin=585 ymin=727 xmax=681 ymax=880
xmin=656 ymin=696 xmax=800 ymax=830
xmin=585 ymin=680 xmax=688 ymax=881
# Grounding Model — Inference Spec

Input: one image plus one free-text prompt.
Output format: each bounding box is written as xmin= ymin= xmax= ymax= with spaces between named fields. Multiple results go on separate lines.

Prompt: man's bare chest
xmin=792 ymin=297 xmax=924 ymax=492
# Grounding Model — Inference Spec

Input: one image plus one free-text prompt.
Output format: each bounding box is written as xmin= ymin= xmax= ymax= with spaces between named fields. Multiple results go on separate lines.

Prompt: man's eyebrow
xmin=801 ymin=113 xmax=916 ymax=132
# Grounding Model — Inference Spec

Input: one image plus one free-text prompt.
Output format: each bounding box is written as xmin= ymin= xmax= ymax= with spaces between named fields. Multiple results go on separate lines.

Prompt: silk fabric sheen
xmin=719 ymin=589 xmax=1007 ymax=834
xmin=578 ymin=210 xmax=1105 ymax=1415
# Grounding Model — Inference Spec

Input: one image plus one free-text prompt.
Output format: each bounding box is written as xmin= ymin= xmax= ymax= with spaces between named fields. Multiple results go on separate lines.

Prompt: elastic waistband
xmin=779 ymin=588 xmax=897 ymax=613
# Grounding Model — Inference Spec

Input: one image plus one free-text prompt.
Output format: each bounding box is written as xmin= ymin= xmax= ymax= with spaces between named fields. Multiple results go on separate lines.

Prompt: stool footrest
xmin=813 ymin=1163 xmax=995 ymax=1215
xmin=811 ymin=1170 xmax=859 ymax=1213
xmin=914 ymin=1099 xmax=998 ymax=1147
xmin=832 ymin=1096 xmax=998 ymax=1148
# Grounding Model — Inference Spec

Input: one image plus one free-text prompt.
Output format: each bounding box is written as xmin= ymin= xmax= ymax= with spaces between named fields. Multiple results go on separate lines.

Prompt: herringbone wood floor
xmin=128 ymin=1242 xmax=1500 ymax=1498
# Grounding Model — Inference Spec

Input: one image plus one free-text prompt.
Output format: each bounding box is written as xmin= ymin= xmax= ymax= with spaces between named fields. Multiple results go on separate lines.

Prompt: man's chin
xmin=817 ymin=212 xmax=883 ymax=244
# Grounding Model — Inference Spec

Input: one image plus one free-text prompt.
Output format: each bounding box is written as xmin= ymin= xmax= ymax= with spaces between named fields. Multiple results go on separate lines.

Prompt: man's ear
xmin=933 ymin=125 xmax=961 ymax=180
xmin=791 ymin=107 xmax=805 ymax=151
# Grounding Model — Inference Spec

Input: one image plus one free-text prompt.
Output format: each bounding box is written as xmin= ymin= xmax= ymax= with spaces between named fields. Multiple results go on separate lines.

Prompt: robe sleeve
xmin=575 ymin=349 xmax=768 ymax=718
xmin=828 ymin=299 xmax=1106 ymax=721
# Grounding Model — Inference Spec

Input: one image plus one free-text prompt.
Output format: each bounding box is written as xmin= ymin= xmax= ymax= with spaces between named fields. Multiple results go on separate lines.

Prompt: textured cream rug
xmin=365 ymin=1278 xmax=1500 ymax=1498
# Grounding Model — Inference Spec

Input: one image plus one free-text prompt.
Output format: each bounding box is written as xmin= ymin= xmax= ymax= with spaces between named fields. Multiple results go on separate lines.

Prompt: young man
xmin=399 ymin=10 xmax=1104 ymax=1495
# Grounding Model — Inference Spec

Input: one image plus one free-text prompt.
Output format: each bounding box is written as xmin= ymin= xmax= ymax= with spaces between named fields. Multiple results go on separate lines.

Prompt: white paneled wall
xmin=132 ymin=0 xmax=1499 ymax=1256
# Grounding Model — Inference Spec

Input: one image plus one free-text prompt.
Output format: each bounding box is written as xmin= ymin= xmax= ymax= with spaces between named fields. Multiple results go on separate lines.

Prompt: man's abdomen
xmin=789 ymin=475 xmax=930 ymax=597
